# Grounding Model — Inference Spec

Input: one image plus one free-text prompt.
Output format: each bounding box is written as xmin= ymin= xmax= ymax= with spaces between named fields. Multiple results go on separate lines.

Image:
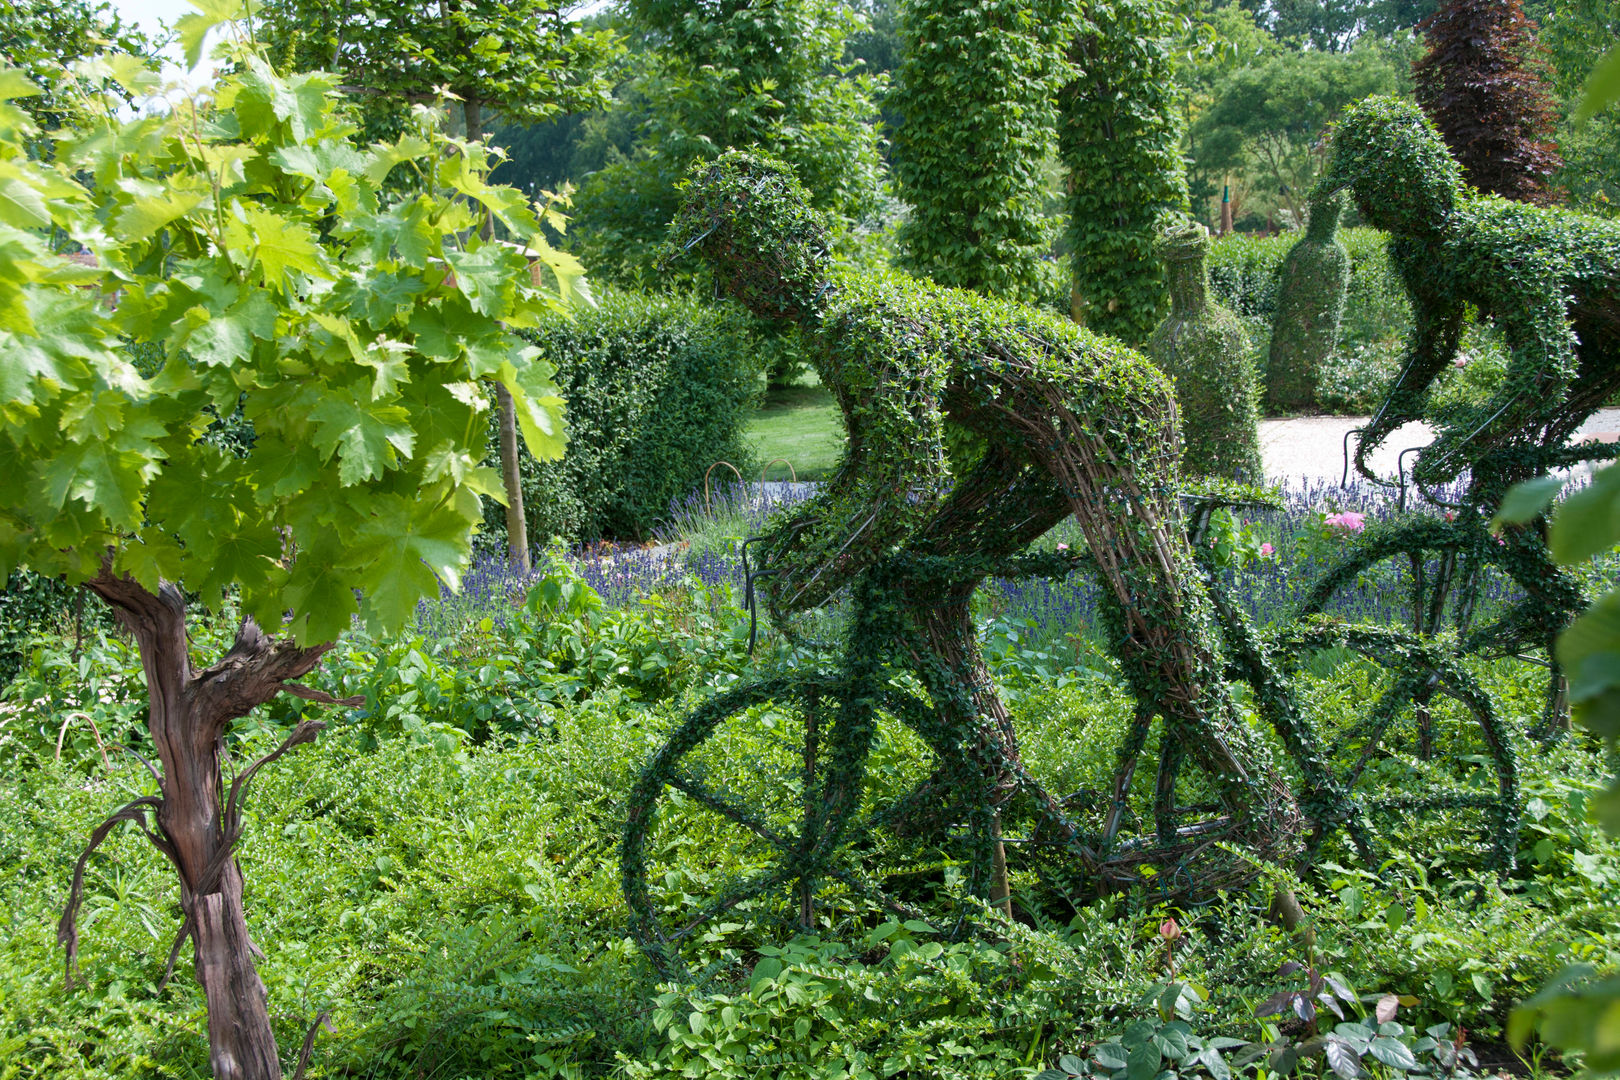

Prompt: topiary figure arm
xmin=1354 ymin=271 xmax=1464 ymax=485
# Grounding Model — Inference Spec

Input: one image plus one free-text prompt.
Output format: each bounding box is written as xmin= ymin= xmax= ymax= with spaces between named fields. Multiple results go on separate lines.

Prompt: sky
xmin=111 ymin=0 xmax=220 ymax=89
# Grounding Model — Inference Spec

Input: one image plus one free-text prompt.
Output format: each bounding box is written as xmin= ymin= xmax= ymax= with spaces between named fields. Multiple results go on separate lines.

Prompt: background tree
xmin=1190 ymin=41 xmax=1405 ymax=227
xmin=1527 ymin=0 xmax=1620 ymax=212
xmin=0 ymin=16 xmax=574 ymax=1074
xmin=1059 ymin=0 xmax=1189 ymax=344
xmin=569 ymin=0 xmax=885 ymax=285
xmin=888 ymin=0 xmax=1073 ymax=300
xmin=256 ymin=0 xmax=617 ymax=573
xmin=0 ymin=0 xmax=153 ymax=134
xmin=1412 ymin=0 xmax=1561 ymax=203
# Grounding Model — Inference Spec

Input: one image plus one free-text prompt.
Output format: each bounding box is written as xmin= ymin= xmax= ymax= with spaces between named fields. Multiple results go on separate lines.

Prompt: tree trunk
xmin=462 ymin=95 xmax=531 ymax=574
xmin=495 ymin=382 xmax=530 ymax=574
xmin=69 ymin=572 xmax=348 ymax=1080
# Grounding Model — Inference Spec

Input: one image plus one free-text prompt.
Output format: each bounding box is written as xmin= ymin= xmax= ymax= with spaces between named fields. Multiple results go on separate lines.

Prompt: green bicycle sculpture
xmin=1299 ymin=97 xmax=1620 ymax=746
xmin=619 ymin=150 xmax=1527 ymax=976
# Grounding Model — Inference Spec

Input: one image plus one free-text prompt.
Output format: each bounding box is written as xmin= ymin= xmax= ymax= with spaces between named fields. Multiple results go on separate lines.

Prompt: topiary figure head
xmin=665 ymin=151 xmax=833 ymax=323
xmin=1316 ymin=96 xmax=1461 ymax=237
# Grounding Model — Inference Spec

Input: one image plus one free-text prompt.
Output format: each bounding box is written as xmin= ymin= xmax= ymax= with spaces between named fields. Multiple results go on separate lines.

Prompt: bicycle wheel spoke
xmin=668 ymin=867 xmax=793 ymax=944
xmin=666 ymin=769 xmax=792 ymax=851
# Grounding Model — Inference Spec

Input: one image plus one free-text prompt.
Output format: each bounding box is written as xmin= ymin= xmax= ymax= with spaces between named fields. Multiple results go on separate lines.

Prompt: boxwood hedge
xmin=489 ymin=290 xmax=762 ymax=545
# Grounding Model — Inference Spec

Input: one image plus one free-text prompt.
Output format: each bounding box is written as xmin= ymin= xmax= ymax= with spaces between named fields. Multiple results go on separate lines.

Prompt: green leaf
xmin=226 ymin=205 xmax=328 ymax=287
xmin=309 ymin=392 xmax=415 ymax=485
xmin=0 ymin=176 xmax=48 ymax=228
xmin=34 ymin=440 xmax=154 ymax=530
xmin=1491 ymin=475 xmax=1565 ymax=528
xmin=175 ymin=0 xmax=244 ymax=70
xmin=1550 ymin=463 xmax=1620 ymax=564
xmin=0 ymin=69 xmax=43 ymax=100
xmin=1576 ymin=43 xmax=1620 ymax=123
xmin=281 ymin=540 xmax=359 ymax=644
xmin=365 ymin=135 xmax=433 ymax=187
xmin=496 ymin=356 xmax=566 ymax=462
xmin=351 ymin=494 xmax=473 ymax=633
xmin=112 ymin=188 xmax=205 ymax=241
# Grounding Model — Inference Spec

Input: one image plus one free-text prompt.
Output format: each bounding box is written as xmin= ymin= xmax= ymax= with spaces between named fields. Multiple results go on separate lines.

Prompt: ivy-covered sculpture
xmin=626 ymin=152 xmax=1300 ymax=918
xmin=1321 ymin=97 xmax=1620 ymax=491
xmin=1146 ymin=221 xmax=1264 ymax=481
xmin=1267 ymin=190 xmax=1350 ymax=414
xmin=1315 ymin=95 xmax=1620 ymax=737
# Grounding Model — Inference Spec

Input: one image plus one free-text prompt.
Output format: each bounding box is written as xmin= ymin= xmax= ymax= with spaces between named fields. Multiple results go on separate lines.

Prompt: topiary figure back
xmin=1147 ymin=221 xmax=1264 ymax=482
xmin=1268 ymin=190 xmax=1351 ymax=414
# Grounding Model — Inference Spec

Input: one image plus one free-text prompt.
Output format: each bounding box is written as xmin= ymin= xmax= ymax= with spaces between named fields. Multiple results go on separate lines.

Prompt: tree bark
xmin=73 ymin=571 xmax=347 ymax=1080
xmin=463 ymin=94 xmax=531 ymax=574
xmin=495 ymin=381 xmax=531 ymax=574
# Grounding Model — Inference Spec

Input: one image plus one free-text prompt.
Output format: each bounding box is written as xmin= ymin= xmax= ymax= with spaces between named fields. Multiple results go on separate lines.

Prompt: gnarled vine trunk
xmin=60 ymin=572 xmax=356 ymax=1080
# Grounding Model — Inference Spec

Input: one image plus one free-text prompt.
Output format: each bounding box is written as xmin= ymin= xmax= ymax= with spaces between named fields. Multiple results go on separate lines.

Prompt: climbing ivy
xmin=1145 ymin=221 xmax=1263 ymax=482
xmin=1267 ymin=190 xmax=1350 ymax=414
xmin=1059 ymin=0 xmax=1189 ymax=344
xmin=889 ymin=0 xmax=1074 ymax=300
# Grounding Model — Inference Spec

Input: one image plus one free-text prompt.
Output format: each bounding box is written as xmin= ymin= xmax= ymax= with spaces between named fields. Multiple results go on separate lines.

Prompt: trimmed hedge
xmin=487 ymin=290 xmax=761 ymax=545
xmin=1268 ymin=192 xmax=1351 ymax=414
xmin=1208 ymin=227 xmax=1411 ymax=414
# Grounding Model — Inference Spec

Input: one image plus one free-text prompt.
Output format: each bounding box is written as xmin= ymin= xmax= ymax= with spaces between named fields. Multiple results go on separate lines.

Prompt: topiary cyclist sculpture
xmin=619 ymin=152 xmax=1329 ymax=972
xmin=1327 ymin=97 xmax=1620 ymax=492
xmin=1309 ymin=97 xmax=1620 ymax=736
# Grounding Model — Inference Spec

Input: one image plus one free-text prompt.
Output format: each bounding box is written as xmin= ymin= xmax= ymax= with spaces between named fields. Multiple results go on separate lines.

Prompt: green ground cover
xmin=743 ymin=378 xmax=847 ymax=481
xmin=3 ymin=496 xmax=1618 ymax=1078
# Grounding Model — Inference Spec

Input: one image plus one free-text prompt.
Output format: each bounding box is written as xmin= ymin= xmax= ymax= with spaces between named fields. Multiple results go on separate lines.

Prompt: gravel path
xmin=1259 ymin=408 xmax=1620 ymax=483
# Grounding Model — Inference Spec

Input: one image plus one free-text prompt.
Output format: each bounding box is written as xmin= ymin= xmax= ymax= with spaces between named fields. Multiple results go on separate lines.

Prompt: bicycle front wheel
xmin=621 ymin=674 xmax=984 ymax=977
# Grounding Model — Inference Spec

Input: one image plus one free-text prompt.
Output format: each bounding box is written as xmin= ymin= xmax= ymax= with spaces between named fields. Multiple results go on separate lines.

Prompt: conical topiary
xmin=1268 ymin=190 xmax=1350 ymax=414
xmin=1147 ymin=221 xmax=1264 ymax=481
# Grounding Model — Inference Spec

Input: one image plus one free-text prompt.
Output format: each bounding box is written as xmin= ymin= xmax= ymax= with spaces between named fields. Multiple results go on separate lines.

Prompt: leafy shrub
xmin=494 ymin=289 xmax=762 ymax=544
xmin=621 ymin=928 xmax=1039 ymax=1080
xmin=0 ymin=569 xmax=78 ymax=684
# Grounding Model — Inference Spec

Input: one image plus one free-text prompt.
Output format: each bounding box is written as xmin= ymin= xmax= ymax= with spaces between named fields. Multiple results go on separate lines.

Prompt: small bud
xmin=1160 ymin=918 xmax=1182 ymax=942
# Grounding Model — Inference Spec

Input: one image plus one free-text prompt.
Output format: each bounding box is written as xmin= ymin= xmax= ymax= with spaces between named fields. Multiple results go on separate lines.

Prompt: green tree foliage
xmin=0 ymin=16 xmax=578 ymax=1071
xmin=888 ymin=0 xmax=1073 ymax=300
xmin=256 ymin=0 xmax=617 ymax=573
xmin=570 ymin=0 xmax=885 ymax=284
xmin=499 ymin=289 xmax=761 ymax=543
xmin=1190 ymin=40 xmax=1406 ymax=228
xmin=1254 ymin=0 xmax=1437 ymax=49
xmin=0 ymin=0 xmax=152 ymax=132
xmin=1060 ymin=0 xmax=1190 ymax=344
xmin=1413 ymin=0 xmax=1562 ymax=204
xmin=255 ymin=0 xmax=619 ymax=144
xmin=1267 ymin=190 xmax=1350 ymax=412
xmin=1529 ymin=0 xmax=1620 ymax=213
xmin=1145 ymin=221 xmax=1264 ymax=480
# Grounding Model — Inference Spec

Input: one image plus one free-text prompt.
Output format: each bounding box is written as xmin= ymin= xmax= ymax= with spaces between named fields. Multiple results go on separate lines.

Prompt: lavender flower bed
xmin=415 ymin=475 xmax=1571 ymax=649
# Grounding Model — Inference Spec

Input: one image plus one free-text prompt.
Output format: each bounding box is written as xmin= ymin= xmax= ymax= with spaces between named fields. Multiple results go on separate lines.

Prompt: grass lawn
xmin=744 ymin=376 xmax=845 ymax=480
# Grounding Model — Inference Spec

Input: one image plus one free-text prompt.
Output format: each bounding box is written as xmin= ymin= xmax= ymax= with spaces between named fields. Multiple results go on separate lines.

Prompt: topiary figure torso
xmin=1146 ymin=222 xmax=1264 ymax=482
xmin=1322 ymin=97 xmax=1620 ymax=492
xmin=667 ymin=152 xmax=1300 ymax=888
xmin=1268 ymin=191 xmax=1350 ymax=415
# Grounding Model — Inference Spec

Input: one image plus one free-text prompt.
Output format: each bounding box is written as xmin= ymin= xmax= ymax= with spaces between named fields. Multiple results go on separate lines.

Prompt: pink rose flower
xmin=1056 ymin=543 xmax=1069 ymax=552
xmin=1324 ymin=511 xmax=1366 ymax=533
xmin=1259 ymin=543 xmax=1274 ymax=557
